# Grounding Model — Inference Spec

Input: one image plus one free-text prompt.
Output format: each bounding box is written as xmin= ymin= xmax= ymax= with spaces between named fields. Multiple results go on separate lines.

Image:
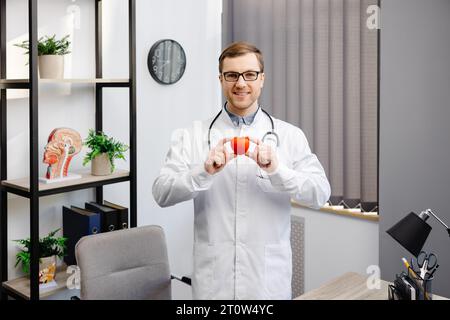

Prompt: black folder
xmin=103 ymin=200 xmax=129 ymax=229
xmin=62 ymin=206 xmax=100 ymax=266
xmin=85 ymin=202 xmax=118 ymax=232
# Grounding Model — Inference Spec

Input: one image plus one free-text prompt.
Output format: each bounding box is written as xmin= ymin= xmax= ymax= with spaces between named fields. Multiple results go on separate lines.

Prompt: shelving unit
xmin=0 ymin=0 xmax=137 ymax=300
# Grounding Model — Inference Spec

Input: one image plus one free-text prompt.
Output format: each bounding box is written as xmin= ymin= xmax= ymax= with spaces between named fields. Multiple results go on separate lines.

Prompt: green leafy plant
xmin=83 ymin=129 xmax=129 ymax=173
xmin=14 ymin=34 xmax=71 ymax=56
xmin=13 ymin=228 xmax=67 ymax=275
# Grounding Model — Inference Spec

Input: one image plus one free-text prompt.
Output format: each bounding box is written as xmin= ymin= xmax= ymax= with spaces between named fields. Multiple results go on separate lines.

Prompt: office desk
xmin=295 ymin=272 xmax=448 ymax=300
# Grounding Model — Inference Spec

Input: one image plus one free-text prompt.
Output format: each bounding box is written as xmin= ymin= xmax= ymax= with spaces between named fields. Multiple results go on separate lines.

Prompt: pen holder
xmin=389 ymin=269 xmax=434 ymax=300
xmin=388 ymin=284 xmax=401 ymax=300
xmin=407 ymin=266 xmax=434 ymax=300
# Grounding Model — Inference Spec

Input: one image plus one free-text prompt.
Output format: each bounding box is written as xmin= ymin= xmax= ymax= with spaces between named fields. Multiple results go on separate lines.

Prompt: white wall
xmin=292 ymin=206 xmax=379 ymax=292
xmin=4 ymin=0 xmax=221 ymax=300
xmin=132 ymin=0 xmax=222 ymax=300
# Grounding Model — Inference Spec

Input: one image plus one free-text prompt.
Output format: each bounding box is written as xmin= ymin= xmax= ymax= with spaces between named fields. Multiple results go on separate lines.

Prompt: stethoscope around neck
xmin=207 ymin=102 xmax=280 ymax=150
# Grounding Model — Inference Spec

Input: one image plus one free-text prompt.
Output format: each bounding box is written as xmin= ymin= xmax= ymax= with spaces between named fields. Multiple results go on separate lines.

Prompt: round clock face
xmin=147 ymin=39 xmax=186 ymax=85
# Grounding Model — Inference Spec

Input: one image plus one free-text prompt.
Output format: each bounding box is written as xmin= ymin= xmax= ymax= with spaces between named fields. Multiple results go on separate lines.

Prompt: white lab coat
xmin=152 ymin=108 xmax=330 ymax=300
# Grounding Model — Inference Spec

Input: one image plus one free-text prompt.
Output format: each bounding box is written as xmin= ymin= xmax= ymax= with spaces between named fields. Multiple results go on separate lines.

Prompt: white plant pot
xmin=91 ymin=153 xmax=113 ymax=176
xmin=38 ymin=55 xmax=64 ymax=79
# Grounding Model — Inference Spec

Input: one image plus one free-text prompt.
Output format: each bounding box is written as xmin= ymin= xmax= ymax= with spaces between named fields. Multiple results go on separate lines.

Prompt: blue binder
xmin=85 ymin=202 xmax=118 ymax=232
xmin=62 ymin=206 xmax=100 ymax=266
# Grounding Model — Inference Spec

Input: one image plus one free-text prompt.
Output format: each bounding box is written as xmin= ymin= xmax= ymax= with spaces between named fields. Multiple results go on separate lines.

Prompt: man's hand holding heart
xmin=246 ymin=137 xmax=279 ymax=174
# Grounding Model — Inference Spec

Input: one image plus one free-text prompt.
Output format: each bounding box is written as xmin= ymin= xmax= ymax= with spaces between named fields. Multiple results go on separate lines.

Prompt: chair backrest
xmin=75 ymin=225 xmax=171 ymax=300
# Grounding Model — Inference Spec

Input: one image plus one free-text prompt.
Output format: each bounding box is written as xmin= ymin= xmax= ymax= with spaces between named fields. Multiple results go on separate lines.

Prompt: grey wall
xmin=380 ymin=0 xmax=450 ymax=298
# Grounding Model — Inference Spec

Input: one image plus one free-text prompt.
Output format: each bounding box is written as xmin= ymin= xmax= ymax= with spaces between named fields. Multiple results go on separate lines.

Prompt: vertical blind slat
xmin=272 ymin=0 xmax=287 ymax=120
xmin=314 ymin=0 xmax=330 ymax=174
xmin=361 ymin=0 xmax=378 ymax=204
xmin=329 ymin=0 xmax=345 ymax=199
xmin=299 ymin=0 xmax=315 ymax=144
xmin=233 ymin=0 xmax=259 ymax=43
xmin=286 ymin=0 xmax=301 ymax=128
xmin=344 ymin=0 xmax=361 ymax=200
xmin=259 ymin=0 xmax=274 ymax=113
xmin=222 ymin=0 xmax=233 ymax=50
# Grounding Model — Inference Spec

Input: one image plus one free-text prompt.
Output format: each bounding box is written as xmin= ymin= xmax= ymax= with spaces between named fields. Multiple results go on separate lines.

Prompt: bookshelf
xmin=0 ymin=0 xmax=137 ymax=300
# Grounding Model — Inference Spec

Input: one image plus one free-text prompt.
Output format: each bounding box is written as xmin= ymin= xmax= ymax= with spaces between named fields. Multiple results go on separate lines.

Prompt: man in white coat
xmin=152 ymin=42 xmax=331 ymax=300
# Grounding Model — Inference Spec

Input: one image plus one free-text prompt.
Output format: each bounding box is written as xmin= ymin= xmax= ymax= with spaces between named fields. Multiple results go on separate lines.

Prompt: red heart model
xmin=231 ymin=136 xmax=250 ymax=155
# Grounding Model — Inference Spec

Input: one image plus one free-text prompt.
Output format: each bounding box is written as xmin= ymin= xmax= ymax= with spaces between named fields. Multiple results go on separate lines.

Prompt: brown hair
xmin=218 ymin=41 xmax=264 ymax=73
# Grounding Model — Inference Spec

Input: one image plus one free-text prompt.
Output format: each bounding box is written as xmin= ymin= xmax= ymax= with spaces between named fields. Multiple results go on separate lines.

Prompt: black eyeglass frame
xmin=222 ymin=71 xmax=262 ymax=82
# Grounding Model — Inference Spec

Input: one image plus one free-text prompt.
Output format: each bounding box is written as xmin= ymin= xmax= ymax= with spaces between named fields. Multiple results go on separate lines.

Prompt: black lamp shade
xmin=386 ymin=212 xmax=432 ymax=257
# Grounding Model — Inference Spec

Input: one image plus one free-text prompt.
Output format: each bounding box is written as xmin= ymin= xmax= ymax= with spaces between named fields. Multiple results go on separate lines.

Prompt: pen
xmin=401 ymin=257 xmax=410 ymax=269
xmin=401 ymin=257 xmax=411 ymax=271
xmin=402 ymin=258 xmax=417 ymax=276
xmin=402 ymin=257 xmax=419 ymax=278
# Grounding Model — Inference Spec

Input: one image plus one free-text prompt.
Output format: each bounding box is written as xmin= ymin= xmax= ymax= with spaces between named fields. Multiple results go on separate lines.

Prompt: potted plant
xmin=14 ymin=34 xmax=71 ymax=79
xmin=83 ymin=129 xmax=129 ymax=176
xmin=13 ymin=228 xmax=67 ymax=284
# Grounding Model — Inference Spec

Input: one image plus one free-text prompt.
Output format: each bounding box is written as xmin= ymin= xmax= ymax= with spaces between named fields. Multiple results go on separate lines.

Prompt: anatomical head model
xmin=43 ymin=128 xmax=82 ymax=179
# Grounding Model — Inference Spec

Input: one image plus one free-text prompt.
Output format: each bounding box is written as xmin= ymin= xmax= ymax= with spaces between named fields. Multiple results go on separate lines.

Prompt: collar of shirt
xmin=224 ymin=104 xmax=259 ymax=127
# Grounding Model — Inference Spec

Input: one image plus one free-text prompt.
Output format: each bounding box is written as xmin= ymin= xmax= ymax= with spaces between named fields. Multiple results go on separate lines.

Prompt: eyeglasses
xmin=222 ymin=71 xmax=261 ymax=82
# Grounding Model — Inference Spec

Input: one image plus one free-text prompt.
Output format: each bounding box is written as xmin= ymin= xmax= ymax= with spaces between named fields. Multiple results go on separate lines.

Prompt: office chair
xmin=72 ymin=225 xmax=190 ymax=300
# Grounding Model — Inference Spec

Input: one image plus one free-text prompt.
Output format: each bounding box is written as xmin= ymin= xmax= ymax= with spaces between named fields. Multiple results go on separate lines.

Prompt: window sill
xmin=291 ymin=200 xmax=379 ymax=222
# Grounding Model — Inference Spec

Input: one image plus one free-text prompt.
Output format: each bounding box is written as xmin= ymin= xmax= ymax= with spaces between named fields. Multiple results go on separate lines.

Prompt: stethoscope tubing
xmin=207 ymin=102 xmax=279 ymax=150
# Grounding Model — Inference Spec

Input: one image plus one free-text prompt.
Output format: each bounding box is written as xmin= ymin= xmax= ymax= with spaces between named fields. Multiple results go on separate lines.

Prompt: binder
xmin=62 ymin=206 xmax=100 ymax=266
xmin=103 ymin=200 xmax=129 ymax=229
xmin=85 ymin=201 xmax=118 ymax=232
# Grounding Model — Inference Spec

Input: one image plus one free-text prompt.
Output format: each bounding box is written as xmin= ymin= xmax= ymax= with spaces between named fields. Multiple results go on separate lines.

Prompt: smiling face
xmin=219 ymin=53 xmax=265 ymax=117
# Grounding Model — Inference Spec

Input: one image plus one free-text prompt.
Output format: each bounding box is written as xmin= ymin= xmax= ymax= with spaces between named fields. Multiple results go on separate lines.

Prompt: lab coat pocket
xmin=255 ymin=153 xmax=289 ymax=194
xmin=256 ymin=175 xmax=282 ymax=193
xmin=192 ymin=243 xmax=215 ymax=299
xmin=264 ymin=243 xmax=292 ymax=299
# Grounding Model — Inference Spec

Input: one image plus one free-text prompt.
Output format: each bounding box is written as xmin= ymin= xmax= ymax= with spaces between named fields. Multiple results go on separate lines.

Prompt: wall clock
xmin=147 ymin=39 xmax=186 ymax=85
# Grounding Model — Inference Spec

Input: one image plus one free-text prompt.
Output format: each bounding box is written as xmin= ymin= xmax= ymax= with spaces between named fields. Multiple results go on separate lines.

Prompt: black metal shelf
xmin=0 ymin=78 xmax=131 ymax=89
xmin=1 ymin=285 xmax=26 ymax=300
xmin=2 ymin=265 xmax=71 ymax=300
xmin=0 ymin=0 xmax=137 ymax=301
xmin=1 ymin=170 xmax=131 ymax=198
xmin=0 ymin=79 xmax=30 ymax=89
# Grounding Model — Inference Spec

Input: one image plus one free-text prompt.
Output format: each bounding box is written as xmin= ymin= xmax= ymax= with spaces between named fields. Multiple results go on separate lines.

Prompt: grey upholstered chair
xmin=74 ymin=225 xmax=189 ymax=300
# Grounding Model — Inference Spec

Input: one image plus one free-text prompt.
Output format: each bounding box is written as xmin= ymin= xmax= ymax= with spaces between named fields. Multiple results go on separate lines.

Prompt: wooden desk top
xmin=295 ymin=272 xmax=448 ymax=300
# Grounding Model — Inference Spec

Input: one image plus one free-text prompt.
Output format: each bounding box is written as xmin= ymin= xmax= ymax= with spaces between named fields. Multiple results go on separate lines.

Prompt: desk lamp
xmin=386 ymin=209 xmax=450 ymax=257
